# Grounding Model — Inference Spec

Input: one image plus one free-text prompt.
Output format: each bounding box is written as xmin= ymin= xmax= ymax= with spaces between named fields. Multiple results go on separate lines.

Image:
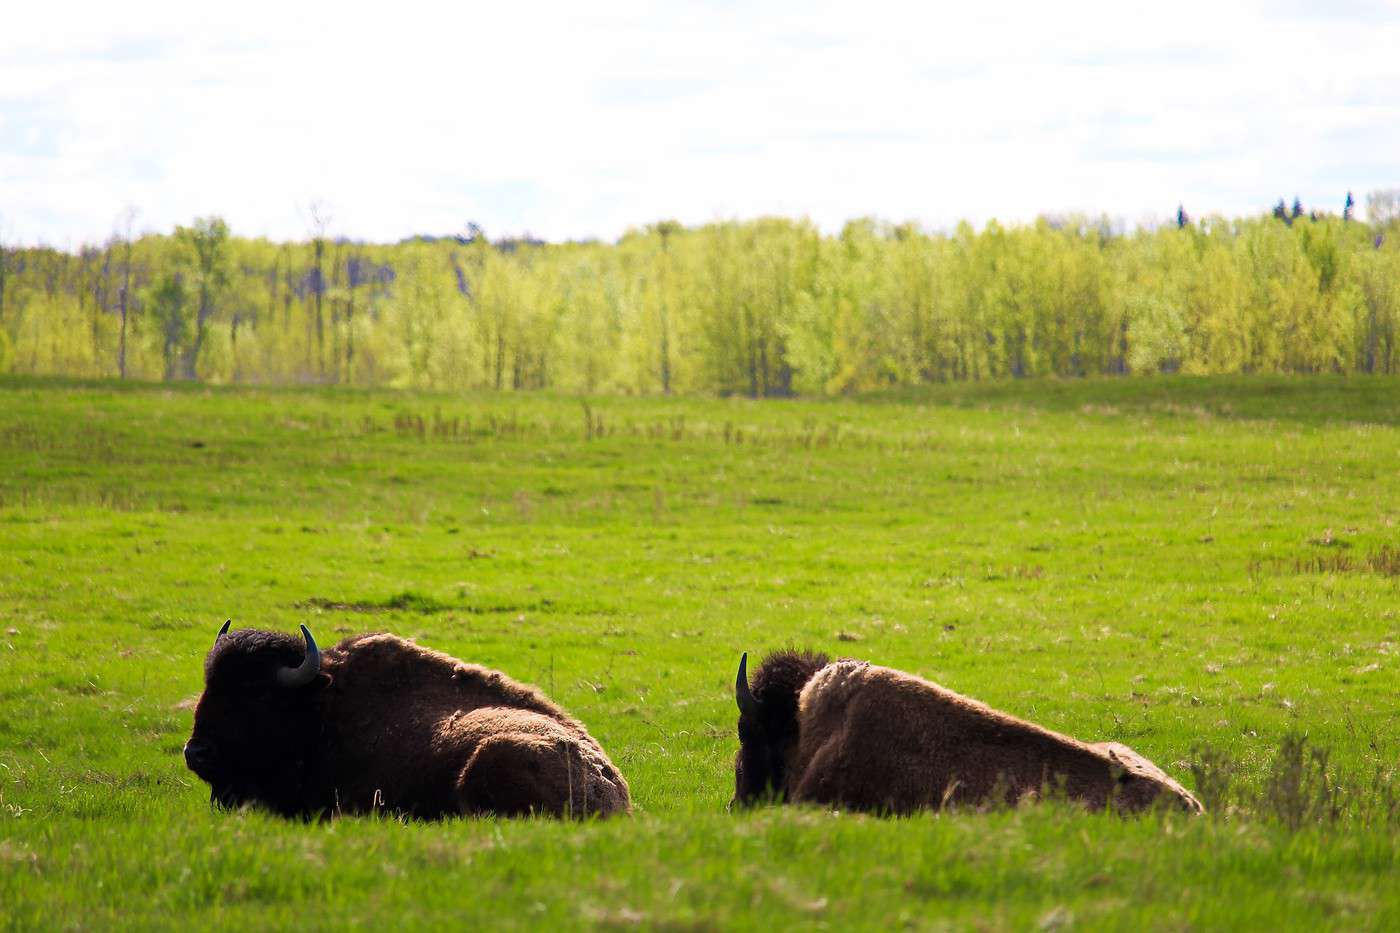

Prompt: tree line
xmin=2 ymin=195 xmax=1399 ymax=395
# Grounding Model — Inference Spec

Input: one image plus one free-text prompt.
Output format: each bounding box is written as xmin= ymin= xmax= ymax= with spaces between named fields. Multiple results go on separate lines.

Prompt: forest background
xmin=3 ymin=190 xmax=1400 ymax=397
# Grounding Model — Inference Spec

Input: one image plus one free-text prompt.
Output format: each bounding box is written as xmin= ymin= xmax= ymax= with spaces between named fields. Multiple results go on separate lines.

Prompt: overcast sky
xmin=3 ymin=0 xmax=1398 ymax=246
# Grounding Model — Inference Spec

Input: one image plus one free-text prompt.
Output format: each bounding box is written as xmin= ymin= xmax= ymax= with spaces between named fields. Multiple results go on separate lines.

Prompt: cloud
xmin=1 ymin=0 xmax=1398 ymax=245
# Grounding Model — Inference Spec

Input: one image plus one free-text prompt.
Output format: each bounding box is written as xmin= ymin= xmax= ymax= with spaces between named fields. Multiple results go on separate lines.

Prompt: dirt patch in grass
xmin=296 ymin=591 xmax=455 ymax=614
xmin=296 ymin=591 xmax=555 ymax=615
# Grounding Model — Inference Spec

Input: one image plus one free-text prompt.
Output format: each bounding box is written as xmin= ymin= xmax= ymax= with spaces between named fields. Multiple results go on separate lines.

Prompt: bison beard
xmin=733 ymin=650 xmax=1203 ymax=815
xmin=184 ymin=622 xmax=630 ymax=820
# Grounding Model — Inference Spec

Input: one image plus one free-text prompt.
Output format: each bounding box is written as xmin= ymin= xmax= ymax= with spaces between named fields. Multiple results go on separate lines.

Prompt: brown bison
xmin=184 ymin=621 xmax=631 ymax=819
xmin=733 ymin=650 xmax=1202 ymax=815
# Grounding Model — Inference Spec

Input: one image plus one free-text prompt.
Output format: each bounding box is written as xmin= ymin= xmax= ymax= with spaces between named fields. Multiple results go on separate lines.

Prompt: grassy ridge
xmin=1 ymin=375 xmax=1398 ymax=929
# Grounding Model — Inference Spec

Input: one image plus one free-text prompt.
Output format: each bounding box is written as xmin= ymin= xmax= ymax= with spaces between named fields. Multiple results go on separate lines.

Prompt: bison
xmin=733 ymin=650 xmax=1202 ymax=815
xmin=184 ymin=621 xmax=631 ymax=819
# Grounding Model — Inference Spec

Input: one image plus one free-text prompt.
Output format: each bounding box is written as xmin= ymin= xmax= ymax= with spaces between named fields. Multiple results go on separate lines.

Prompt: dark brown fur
xmin=735 ymin=651 xmax=1202 ymax=815
xmin=186 ymin=629 xmax=630 ymax=819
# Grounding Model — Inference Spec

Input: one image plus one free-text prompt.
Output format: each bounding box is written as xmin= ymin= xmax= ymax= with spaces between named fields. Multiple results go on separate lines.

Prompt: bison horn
xmin=214 ymin=619 xmax=231 ymax=645
xmin=735 ymin=652 xmax=761 ymax=716
xmin=277 ymin=624 xmax=321 ymax=688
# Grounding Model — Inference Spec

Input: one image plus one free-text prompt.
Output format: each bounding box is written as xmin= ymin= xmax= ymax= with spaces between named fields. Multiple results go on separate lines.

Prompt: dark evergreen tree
xmin=1272 ymin=199 xmax=1289 ymax=222
xmin=1176 ymin=204 xmax=1189 ymax=229
xmin=1344 ymin=191 xmax=1355 ymax=222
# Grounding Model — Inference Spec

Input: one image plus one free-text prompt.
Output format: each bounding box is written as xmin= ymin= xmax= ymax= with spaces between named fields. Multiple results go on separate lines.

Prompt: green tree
xmin=173 ymin=216 xmax=231 ymax=380
xmin=146 ymin=273 xmax=188 ymax=381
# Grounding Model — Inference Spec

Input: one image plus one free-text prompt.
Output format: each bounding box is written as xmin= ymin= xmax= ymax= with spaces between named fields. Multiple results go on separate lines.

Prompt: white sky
xmin=3 ymin=0 xmax=1398 ymax=246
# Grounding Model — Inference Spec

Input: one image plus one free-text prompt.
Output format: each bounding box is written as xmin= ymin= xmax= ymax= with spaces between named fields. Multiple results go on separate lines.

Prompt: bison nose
xmin=184 ymin=739 xmax=215 ymax=771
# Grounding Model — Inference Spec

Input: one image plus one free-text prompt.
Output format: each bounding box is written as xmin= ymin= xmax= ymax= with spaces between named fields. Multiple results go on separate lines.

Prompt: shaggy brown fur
xmin=734 ymin=651 xmax=1202 ymax=815
xmin=186 ymin=627 xmax=630 ymax=819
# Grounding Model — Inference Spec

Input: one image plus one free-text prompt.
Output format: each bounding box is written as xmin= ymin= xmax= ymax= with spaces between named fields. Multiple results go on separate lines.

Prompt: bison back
xmin=448 ymin=708 xmax=631 ymax=818
xmin=790 ymin=661 xmax=1201 ymax=815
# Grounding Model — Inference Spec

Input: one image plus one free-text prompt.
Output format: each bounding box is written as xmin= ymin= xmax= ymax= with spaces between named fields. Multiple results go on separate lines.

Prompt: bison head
xmin=732 ymin=649 xmax=829 ymax=807
xmin=184 ymin=621 xmax=329 ymax=816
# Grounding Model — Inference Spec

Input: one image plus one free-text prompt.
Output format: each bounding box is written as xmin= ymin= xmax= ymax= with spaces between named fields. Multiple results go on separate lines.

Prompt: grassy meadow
xmin=1 ymin=373 xmax=1398 ymax=929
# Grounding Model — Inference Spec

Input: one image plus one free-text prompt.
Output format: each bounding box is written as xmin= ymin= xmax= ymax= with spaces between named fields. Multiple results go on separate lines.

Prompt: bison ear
xmin=314 ymin=671 xmax=333 ymax=691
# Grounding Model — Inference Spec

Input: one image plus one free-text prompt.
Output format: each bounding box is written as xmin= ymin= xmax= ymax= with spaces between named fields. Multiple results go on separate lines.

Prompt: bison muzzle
xmin=733 ymin=650 xmax=1203 ymax=815
xmin=184 ymin=621 xmax=631 ymax=819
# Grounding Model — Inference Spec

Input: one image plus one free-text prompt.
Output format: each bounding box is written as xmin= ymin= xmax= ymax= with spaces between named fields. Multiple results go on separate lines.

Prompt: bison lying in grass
xmin=733 ymin=650 xmax=1202 ymax=815
xmin=184 ymin=622 xmax=630 ymax=819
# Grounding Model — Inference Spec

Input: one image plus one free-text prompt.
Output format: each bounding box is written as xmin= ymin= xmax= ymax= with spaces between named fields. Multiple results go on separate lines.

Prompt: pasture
xmin=1 ymin=374 xmax=1397 ymax=929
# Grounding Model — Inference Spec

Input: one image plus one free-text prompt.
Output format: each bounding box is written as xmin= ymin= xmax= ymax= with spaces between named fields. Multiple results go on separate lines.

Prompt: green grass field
xmin=1 ymin=374 xmax=1397 ymax=930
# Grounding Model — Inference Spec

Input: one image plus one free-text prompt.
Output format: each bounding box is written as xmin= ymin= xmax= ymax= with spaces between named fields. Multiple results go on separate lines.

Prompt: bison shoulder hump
xmin=798 ymin=659 xmax=870 ymax=716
